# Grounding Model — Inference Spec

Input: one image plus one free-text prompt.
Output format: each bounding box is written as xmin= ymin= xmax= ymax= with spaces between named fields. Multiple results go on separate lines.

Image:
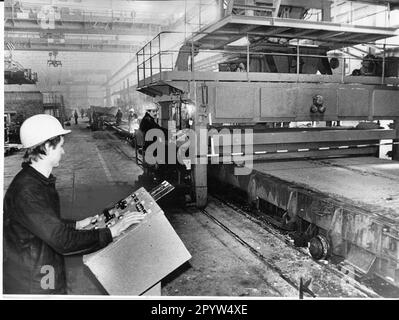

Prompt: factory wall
xmin=4 ymin=84 xmax=44 ymax=121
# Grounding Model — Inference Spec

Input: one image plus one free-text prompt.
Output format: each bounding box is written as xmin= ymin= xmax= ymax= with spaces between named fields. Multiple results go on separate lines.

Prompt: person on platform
xmin=3 ymin=114 xmax=145 ymax=294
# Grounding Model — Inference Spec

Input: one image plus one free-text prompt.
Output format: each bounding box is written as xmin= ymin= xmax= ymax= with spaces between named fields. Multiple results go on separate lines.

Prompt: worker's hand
xmin=76 ymin=214 xmax=99 ymax=230
xmin=109 ymin=211 xmax=145 ymax=239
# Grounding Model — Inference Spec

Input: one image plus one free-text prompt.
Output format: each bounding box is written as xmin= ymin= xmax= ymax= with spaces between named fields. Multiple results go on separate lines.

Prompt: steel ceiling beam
xmin=5 ymin=36 xmax=142 ymax=52
xmin=5 ymin=19 xmax=161 ymax=36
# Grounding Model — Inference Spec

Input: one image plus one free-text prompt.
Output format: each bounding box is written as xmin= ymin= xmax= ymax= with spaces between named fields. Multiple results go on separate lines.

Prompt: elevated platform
xmin=191 ymin=15 xmax=398 ymax=50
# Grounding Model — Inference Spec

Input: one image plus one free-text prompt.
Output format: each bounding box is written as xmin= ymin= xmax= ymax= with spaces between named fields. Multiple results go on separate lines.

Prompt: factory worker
xmin=3 ymin=114 xmax=145 ymax=294
xmin=115 ymin=108 xmax=123 ymax=126
xmin=139 ymin=103 xmax=168 ymax=149
xmin=128 ymin=108 xmax=139 ymax=134
xmin=139 ymin=103 xmax=162 ymax=132
xmin=73 ymin=109 xmax=79 ymax=124
xmin=138 ymin=103 xmax=180 ymax=181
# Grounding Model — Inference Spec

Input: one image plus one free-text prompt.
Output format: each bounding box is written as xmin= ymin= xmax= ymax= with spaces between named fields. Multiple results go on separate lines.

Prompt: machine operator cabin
xmin=3 ymin=0 xmax=399 ymax=298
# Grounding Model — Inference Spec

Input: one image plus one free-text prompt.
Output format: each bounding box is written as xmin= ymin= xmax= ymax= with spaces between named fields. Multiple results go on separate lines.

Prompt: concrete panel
xmin=338 ymin=87 xmax=370 ymax=117
xmin=260 ymin=86 xmax=290 ymax=118
xmin=214 ymin=85 xmax=257 ymax=119
xmin=373 ymin=90 xmax=399 ymax=117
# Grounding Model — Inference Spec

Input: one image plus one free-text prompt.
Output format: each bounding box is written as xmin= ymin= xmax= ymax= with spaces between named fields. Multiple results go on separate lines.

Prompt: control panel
xmin=84 ymin=180 xmax=174 ymax=230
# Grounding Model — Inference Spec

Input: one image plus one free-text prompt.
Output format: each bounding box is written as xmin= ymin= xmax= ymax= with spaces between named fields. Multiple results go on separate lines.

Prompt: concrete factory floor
xmin=2 ymin=118 xmax=378 ymax=298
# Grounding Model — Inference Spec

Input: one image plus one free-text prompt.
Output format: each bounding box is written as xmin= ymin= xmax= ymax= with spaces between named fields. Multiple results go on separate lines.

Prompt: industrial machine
xmin=84 ymin=180 xmax=175 ymax=230
xmin=4 ymin=51 xmax=38 ymax=85
xmin=82 ymin=181 xmax=192 ymax=296
xmin=88 ymin=105 xmax=118 ymax=130
xmin=4 ymin=111 xmax=23 ymax=156
xmin=136 ymin=0 xmax=399 ymax=288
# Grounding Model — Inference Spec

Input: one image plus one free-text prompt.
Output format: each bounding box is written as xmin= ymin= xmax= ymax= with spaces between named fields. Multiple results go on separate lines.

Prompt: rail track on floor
xmin=201 ymin=193 xmax=380 ymax=298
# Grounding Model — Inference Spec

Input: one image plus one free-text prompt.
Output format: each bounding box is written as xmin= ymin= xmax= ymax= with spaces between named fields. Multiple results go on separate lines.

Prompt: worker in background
xmin=116 ymin=108 xmax=123 ymax=126
xmin=128 ymin=108 xmax=139 ymax=135
xmin=88 ymin=108 xmax=93 ymax=124
xmin=138 ymin=103 xmax=169 ymax=177
xmin=3 ymin=114 xmax=145 ymax=294
xmin=139 ymin=104 xmax=167 ymax=147
xmin=73 ymin=110 xmax=78 ymax=125
xmin=139 ymin=104 xmax=189 ymax=181
xmin=80 ymin=108 xmax=84 ymax=119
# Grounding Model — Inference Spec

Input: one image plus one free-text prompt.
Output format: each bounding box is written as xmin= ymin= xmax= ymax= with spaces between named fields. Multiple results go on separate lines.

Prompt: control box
xmin=83 ymin=181 xmax=192 ymax=295
xmin=84 ymin=180 xmax=174 ymax=231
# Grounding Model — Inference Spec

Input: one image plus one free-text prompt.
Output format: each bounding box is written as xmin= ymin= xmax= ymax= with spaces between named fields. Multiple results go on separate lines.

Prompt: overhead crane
xmin=3 ymin=0 xmax=159 ymax=52
xmin=136 ymin=0 xmax=399 ymax=288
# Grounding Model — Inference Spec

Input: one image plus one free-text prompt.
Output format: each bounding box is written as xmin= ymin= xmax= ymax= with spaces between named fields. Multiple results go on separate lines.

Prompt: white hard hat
xmin=20 ymin=114 xmax=71 ymax=148
xmin=145 ymin=103 xmax=159 ymax=111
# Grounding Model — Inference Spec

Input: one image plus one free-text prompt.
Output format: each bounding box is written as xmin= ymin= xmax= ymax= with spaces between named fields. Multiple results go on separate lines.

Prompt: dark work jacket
xmin=139 ymin=112 xmax=164 ymax=134
xmin=139 ymin=112 xmax=167 ymax=150
xmin=3 ymin=163 xmax=113 ymax=294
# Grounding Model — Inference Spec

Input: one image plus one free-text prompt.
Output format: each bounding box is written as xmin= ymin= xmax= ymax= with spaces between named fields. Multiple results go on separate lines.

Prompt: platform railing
xmin=136 ymin=31 xmax=399 ymax=87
